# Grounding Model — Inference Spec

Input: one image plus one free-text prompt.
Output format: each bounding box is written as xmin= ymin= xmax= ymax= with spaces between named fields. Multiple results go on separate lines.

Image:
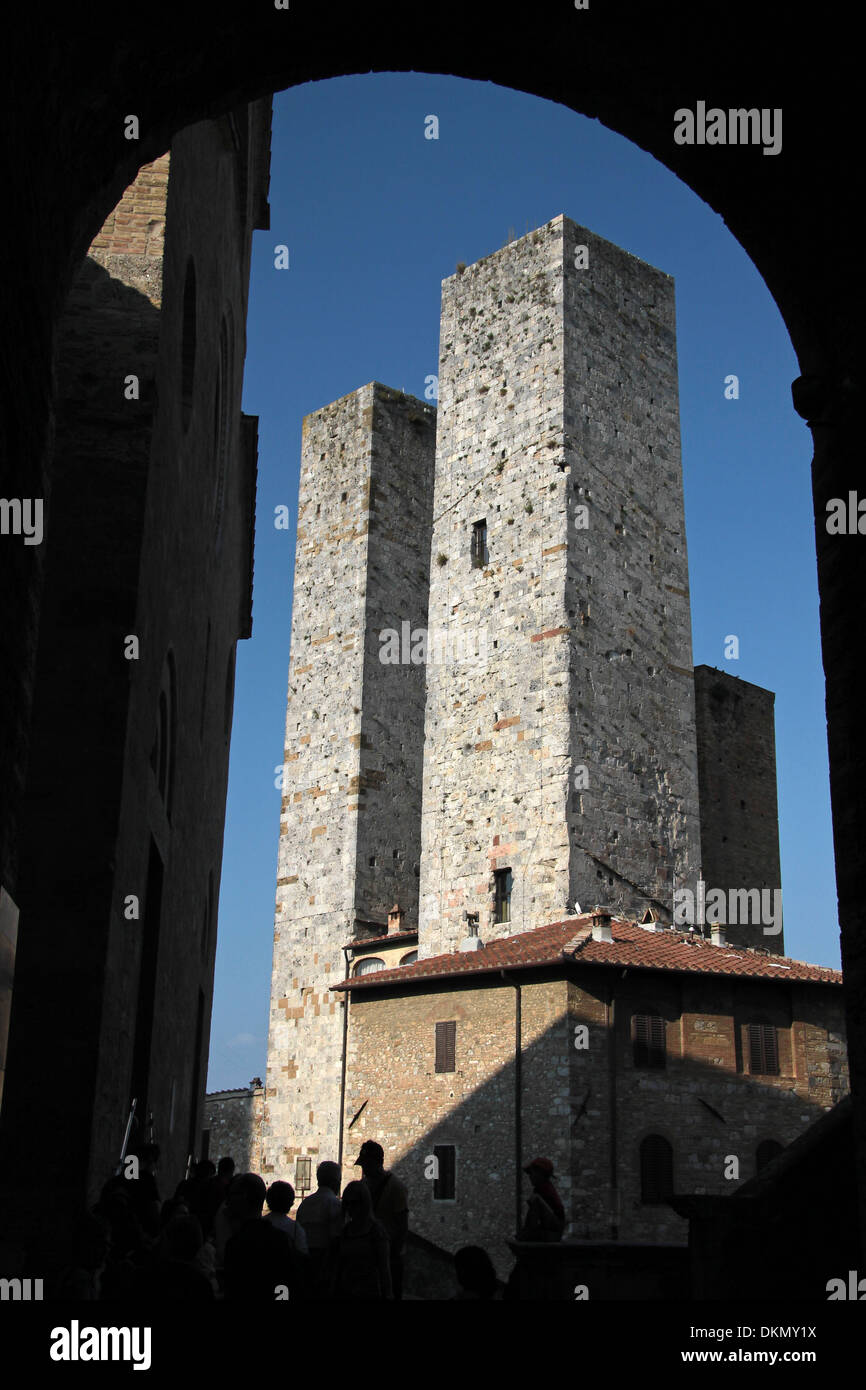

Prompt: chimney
xmin=387 ymin=903 xmax=405 ymax=934
xmin=711 ymin=922 xmax=726 ymax=948
xmin=458 ymin=911 xmax=483 ymax=953
xmin=591 ymin=909 xmax=613 ymax=943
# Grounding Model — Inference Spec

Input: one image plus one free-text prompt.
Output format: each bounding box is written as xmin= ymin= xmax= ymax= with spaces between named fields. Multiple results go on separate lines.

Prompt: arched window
xmin=181 ymin=258 xmax=197 ymax=431
xmin=747 ymin=1021 xmax=779 ymax=1076
xmin=633 ymin=1008 xmax=666 ymax=1069
xmin=353 ymin=956 xmax=385 ymax=976
xmin=400 ymin=950 xmax=418 ymax=965
xmin=756 ymin=1139 xmax=784 ymax=1173
xmin=640 ymin=1135 xmax=674 ymax=1204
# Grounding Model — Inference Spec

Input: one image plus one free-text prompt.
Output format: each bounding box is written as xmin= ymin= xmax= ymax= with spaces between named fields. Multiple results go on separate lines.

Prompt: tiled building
xmin=331 ymin=909 xmax=846 ymax=1274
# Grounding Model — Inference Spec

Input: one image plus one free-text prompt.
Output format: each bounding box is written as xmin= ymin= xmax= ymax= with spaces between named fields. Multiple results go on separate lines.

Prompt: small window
xmin=493 ymin=868 xmax=513 ymax=924
xmin=471 ymin=518 xmax=488 ymax=569
xmin=400 ymin=951 xmax=418 ymax=965
xmin=748 ymin=1022 xmax=779 ymax=1076
xmin=756 ymin=1139 xmax=784 ymax=1173
xmin=435 ymin=1021 xmax=456 ymax=1073
xmin=640 ymin=1135 xmax=673 ymax=1204
xmin=633 ymin=1010 xmax=666 ymax=1069
xmin=295 ymin=1156 xmax=312 ymax=1194
xmin=353 ymin=956 xmax=385 ymax=976
xmin=433 ymin=1144 xmax=456 ymax=1201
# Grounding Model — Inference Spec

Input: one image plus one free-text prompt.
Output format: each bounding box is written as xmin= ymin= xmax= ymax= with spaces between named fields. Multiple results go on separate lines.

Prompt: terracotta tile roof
xmin=330 ymin=914 xmax=842 ymax=992
xmin=343 ymin=930 xmax=418 ymax=949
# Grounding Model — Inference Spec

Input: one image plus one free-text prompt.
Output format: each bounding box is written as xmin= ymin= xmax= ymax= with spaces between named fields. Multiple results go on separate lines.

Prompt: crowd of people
xmin=54 ymin=1140 xmax=565 ymax=1300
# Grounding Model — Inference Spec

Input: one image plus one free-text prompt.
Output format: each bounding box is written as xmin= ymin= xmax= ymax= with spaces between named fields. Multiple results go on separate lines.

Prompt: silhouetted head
xmin=226 ymin=1172 xmax=266 ymax=1221
xmin=217 ymin=1156 xmax=235 ymax=1179
xmin=266 ymin=1180 xmax=295 ymax=1215
xmin=342 ymin=1180 xmax=373 ymax=1227
xmin=195 ymin=1159 xmax=216 ymax=1180
xmin=454 ymin=1245 xmax=498 ymax=1298
xmin=317 ymin=1161 xmax=341 ymax=1194
xmin=161 ymin=1215 xmax=204 ymax=1263
xmin=353 ymin=1140 xmax=384 ymax=1177
xmin=523 ymin=1156 xmax=554 ymax=1191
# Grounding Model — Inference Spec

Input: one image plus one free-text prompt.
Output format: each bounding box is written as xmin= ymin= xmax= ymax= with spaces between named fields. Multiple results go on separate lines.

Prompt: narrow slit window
xmin=471 ymin=518 xmax=488 ymax=569
xmin=493 ymin=867 xmax=513 ymax=924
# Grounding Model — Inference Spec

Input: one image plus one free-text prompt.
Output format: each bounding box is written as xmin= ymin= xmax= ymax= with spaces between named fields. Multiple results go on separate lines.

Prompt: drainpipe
xmin=338 ymin=943 xmax=351 ymax=1172
xmin=500 ymin=969 xmax=522 ymax=1235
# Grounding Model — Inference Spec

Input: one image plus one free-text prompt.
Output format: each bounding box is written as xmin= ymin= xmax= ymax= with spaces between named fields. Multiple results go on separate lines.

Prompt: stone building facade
xmin=203 ymin=1082 xmax=264 ymax=1173
xmin=333 ymin=911 xmax=846 ymax=1276
xmin=263 ymin=217 xmax=790 ymax=1191
xmin=0 ymin=100 xmax=271 ymax=1261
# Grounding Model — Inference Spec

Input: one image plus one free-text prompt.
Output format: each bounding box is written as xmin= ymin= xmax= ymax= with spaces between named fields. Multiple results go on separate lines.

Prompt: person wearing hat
xmin=354 ymin=1140 xmax=409 ymax=1299
xmin=518 ymin=1157 xmax=566 ymax=1242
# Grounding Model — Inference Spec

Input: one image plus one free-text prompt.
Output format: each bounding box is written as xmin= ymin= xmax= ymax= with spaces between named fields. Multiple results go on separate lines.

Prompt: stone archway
xmin=0 ymin=2 xmax=862 ymax=1247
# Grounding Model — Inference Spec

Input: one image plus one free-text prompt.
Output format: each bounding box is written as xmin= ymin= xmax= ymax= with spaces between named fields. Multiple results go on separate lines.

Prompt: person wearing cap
xmin=354 ymin=1140 xmax=409 ymax=1299
xmin=518 ymin=1157 xmax=566 ymax=1242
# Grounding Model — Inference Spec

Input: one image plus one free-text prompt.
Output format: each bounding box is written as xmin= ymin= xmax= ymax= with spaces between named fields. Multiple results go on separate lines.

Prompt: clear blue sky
xmin=206 ymin=73 xmax=836 ymax=1092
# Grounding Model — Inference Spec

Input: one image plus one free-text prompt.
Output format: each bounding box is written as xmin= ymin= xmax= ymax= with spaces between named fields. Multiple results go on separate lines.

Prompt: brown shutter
xmin=748 ymin=1022 xmax=779 ymax=1075
xmin=435 ymin=1020 xmax=456 ymax=1073
xmin=634 ymin=1011 xmax=666 ymax=1068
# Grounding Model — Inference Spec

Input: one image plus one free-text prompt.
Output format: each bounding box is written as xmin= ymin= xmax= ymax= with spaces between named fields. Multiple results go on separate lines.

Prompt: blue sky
xmin=206 ymin=73 xmax=835 ymax=1091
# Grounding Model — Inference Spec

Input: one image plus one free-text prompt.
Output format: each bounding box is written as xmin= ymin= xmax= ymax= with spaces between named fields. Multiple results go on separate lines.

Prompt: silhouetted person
xmin=264 ymin=1180 xmax=309 ymax=1254
xmin=297 ymin=1160 xmax=344 ymax=1296
xmin=453 ymin=1245 xmax=502 ymax=1300
xmin=55 ymin=1213 xmax=110 ymax=1299
xmin=124 ymin=1143 xmax=161 ymax=1238
xmin=518 ymin=1157 xmax=565 ymax=1242
xmin=330 ymin=1180 xmax=392 ymax=1300
xmin=133 ymin=1215 xmax=215 ymax=1301
xmin=355 ymin=1140 xmax=408 ymax=1298
xmin=223 ymin=1173 xmax=305 ymax=1300
xmin=175 ymin=1158 xmax=215 ymax=1229
xmin=203 ymin=1156 xmax=235 ymax=1238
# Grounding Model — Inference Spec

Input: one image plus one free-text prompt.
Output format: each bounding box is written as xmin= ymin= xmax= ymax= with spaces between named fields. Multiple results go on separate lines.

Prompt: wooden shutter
xmin=435 ymin=1020 xmax=456 ymax=1073
xmin=748 ymin=1022 xmax=779 ymax=1075
xmin=634 ymin=1011 xmax=666 ymax=1068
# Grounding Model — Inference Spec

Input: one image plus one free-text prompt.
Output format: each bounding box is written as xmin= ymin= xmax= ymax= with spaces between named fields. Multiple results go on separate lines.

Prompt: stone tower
xmin=262 ymin=383 xmax=435 ymax=1177
xmin=417 ymin=215 xmax=701 ymax=957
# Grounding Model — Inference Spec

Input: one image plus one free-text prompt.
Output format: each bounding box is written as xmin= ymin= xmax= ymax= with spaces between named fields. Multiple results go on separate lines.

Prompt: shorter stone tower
xmin=262 ymin=383 xmax=435 ymax=1178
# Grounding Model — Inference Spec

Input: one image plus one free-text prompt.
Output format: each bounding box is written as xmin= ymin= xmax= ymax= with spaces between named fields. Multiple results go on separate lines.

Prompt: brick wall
xmin=340 ymin=963 xmax=848 ymax=1273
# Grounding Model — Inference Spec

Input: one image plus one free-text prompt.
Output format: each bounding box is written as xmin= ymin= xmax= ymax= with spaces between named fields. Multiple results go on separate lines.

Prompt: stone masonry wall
xmin=203 ymin=1086 xmax=264 ymax=1172
xmin=694 ymin=665 xmax=784 ymax=952
xmin=418 ymin=216 xmax=700 ymax=959
xmin=562 ymin=220 xmax=700 ymax=920
xmin=263 ymin=384 xmax=435 ymax=1178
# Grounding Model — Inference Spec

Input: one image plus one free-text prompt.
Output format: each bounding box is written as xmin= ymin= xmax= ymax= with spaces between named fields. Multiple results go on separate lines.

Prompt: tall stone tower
xmin=418 ymin=215 xmax=701 ymax=956
xmin=262 ymin=383 xmax=435 ymax=1178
